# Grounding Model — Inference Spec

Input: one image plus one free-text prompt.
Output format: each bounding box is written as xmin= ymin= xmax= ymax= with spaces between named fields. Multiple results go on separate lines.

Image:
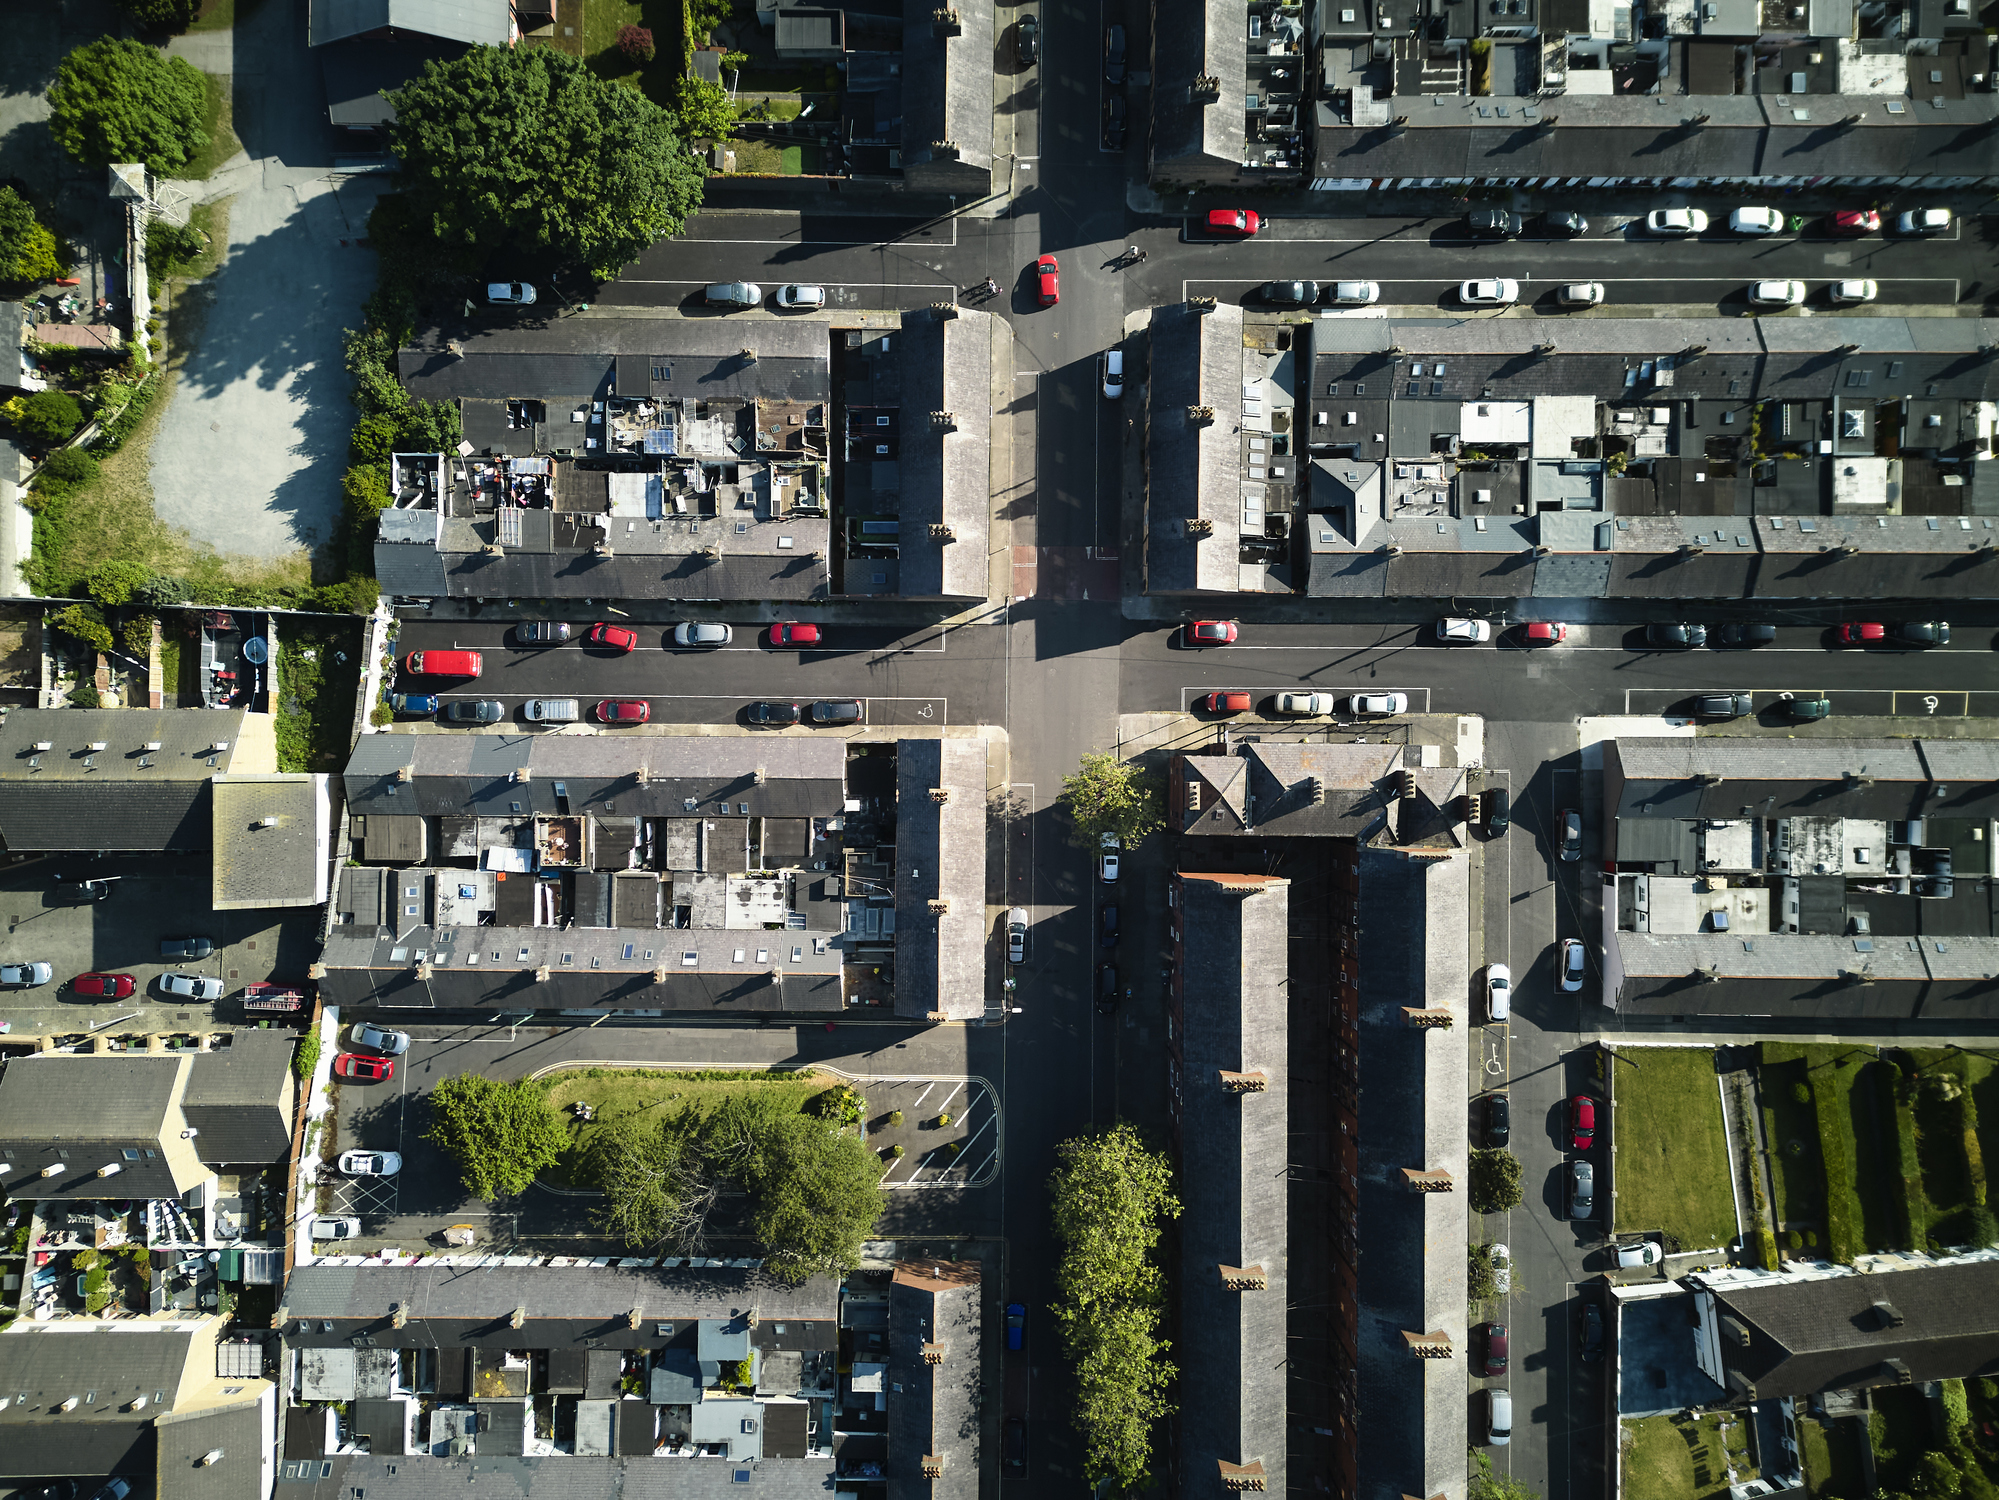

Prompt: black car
xmin=1104 ymin=23 xmax=1127 ymax=82
xmin=1261 ymin=279 xmax=1319 ymax=306
xmin=1579 ymin=1301 xmax=1606 ymax=1362
xmin=58 ymin=879 xmax=114 ymax=904
xmin=1015 ymin=12 xmax=1038 ymax=64
xmin=1646 ymin=622 xmax=1707 ymax=649
xmin=1893 ymin=620 xmax=1950 ymax=647
xmin=1695 ymin=692 xmax=1754 ymax=720
xmin=515 ymin=621 xmax=570 ymax=644
xmin=1714 ymin=623 xmax=1777 ymax=648
xmin=747 ymin=701 xmax=802 ymax=727
xmin=1485 ymin=1092 xmax=1511 ymax=1147
xmin=1104 ymin=92 xmax=1127 ymax=149
xmin=161 ymin=936 xmax=215 ymax=960
xmin=1097 ymin=964 xmax=1119 ymax=1014
xmin=1100 ymin=905 xmax=1120 ymax=947
xmin=443 ymin=699 xmax=505 ymax=724
xmin=1468 ymin=208 xmax=1522 ymax=239
xmin=809 ymin=699 xmax=864 ymax=724
xmin=1543 ymin=210 xmax=1588 ymax=236
xmin=1003 ymin=1416 xmax=1027 ymax=1478
xmin=1484 ymin=785 xmax=1510 ymax=837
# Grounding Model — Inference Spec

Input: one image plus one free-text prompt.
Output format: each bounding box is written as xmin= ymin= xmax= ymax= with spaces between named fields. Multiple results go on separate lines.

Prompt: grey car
xmin=703 ymin=282 xmax=762 ymax=309
xmin=809 ymin=699 xmax=863 ymax=725
xmin=1006 ymin=907 xmax=1027 ymax=964
xmin=0 ymin=962 xmax=53 ymax=988
xmin=161 ymin=936 xmax=214 ymax=960
xmin=1261 ymin=280 xmax=1319 ymax=306
xmin=524 ymin=699 xmax=580 ymax=722
xmin=158 ymin=973 xmax=225 ymax=1001
xmin=673 ymin=622 xmax=733 ymax=648
xmin=443 ymin=700 xmax=505 ymax=724
xmin=1646 ymin=622 xmax=1707 ymax=649
xmin=1569 ymin=1159 xmax=1595 ymax=1220
xmin=1695 ymin=693 xmax=1753 ymax=719
xmin=514 ymin=622 xmax=570 ymax=644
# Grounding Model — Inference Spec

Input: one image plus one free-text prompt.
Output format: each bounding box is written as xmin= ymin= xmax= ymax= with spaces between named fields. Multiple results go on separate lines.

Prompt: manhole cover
xmin=228 ymin=969 xmax=240 ymax=979
xmin=246 ymin=940 xmax=256 ymax=951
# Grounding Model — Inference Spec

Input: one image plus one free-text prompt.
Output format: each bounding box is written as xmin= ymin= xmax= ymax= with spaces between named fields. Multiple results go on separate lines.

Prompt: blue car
xmin=390 ymin=693 xmax=438 ymax=714
xmin=1005 ymin=1303 xmax=1025 ymax=1351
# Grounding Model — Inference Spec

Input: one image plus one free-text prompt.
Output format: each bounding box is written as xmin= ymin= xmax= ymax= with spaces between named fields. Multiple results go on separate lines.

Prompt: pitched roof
xmin=308 ymin=0 xmax=512 ymax=49
xmin=1146 ymin=303 xmax=1248 ymax=593
xmin=182 ymin=1031 xmax=297 ymax=1166
xmin=894 ymin=739 xmax=987 ymax=1020
xmin=1609 ymin=736 xmax=1999 ymax=824
xmin=157 ymin=1398 xmax=270 ymax=1500
xmin=893 ymin=309 xmax=994 ymax=600
xmin=212 ymin=774 xmax=331 ymax=908
xmin=0 ymin=1322 xmax=204 ymax=1480
xmin=887 ymin=1259 xmax=981 ymax=1499
xmin=0 ymin=1055 xmax=206 ymax=1201
xmin=1610 ymin=932 xmax=1999 ymax=1019
xmin=274 ymin=1454 xmax=839 ymax=1500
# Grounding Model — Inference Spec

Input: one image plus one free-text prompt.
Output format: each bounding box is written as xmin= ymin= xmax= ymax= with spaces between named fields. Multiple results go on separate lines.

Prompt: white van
xmin=1488 ymin=1389 xmax=1512 ymax=1446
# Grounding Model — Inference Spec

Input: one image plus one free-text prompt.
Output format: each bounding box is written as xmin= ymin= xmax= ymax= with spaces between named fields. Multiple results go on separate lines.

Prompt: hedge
xmin=1780 ymin=1044 xmax=1857 ymax=1262
xmin=1891 ymin=1088 xmax=1927 ymax=1249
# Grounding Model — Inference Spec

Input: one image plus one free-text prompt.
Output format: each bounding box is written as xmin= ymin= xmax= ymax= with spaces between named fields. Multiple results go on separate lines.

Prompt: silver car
xmin=1326 ymin=281 xmax=1380 ymax=305
xmin=1273 ymin=692 xmax=1335 ymax=716
xmin=525 ymin=698 xmax=580 ymax=722
xmin=158 ymin=973 xmax=225 ymax=1000
xmin=673 ymin=622 xmax=733 ymax=648
xmin=704 ymin=282 xmax=762 ymax=309
xmin=0 ymin=962 xmax=52 ymax=987
xmin=1006 ymin=908 xmax=1028 ymax=964
xmin=1569 ymin=1159 xmax=1595 ymax=1220
xmin=348 ymin=1022 xmax=411 ymax=1055
xmin=311 ymin=1216 xmax=362 ymax=1241
xmin=775 ymin=284 xmax=825 ymax=309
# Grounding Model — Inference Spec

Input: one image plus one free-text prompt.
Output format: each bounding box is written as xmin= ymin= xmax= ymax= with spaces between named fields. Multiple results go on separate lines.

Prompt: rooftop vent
xmin=143 ymin=741 xmax=161 ymax=751
xmin=31 ymin=741 xmax=51 ymax=751
xmin=87 ymin=741 xmax=107 ymax=752
xmin=211 ymin=741 xmax=230 ymax=752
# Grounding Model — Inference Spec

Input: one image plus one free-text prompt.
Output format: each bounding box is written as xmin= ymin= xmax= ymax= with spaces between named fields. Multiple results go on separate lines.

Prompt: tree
xmin=423 ymin=1074 xmax=569 ymax=1200
xmin=672 ymin=77 xmax=737 ymax=142
xmin=588 ymin=1113 xmax=720 ymax=1253
xmin=0 ymin=188 xmax=61 ymax=284
xmin=1049 ymin=1123 xmax=1180 ymax=1492
xmin=617 ymin=23 xmax=656 ymax=62
xmin=1470 ymin=1451 xmax=1540 ymax=1500
xmin=114 ymin=0 xmax=201 ymax=31
xmin=15 ymin=391 xmax=83 ymax=444
xmin=1058 ymin=751 xmax=1163 ymax=850
xmin=49 ymin=38 xmax=210 ymax=173
xmin=734 ymin=1112 xmax=886 ymax=1284
xmin=386 ymin=46 xmax=704 ymax=280
xmin=53 ymin=603 xmax=114 ymax=655
xmin=1469 ymin=1148 xmax=1524 ymax=1214
xmin=37 ymin=447 xmax=98 ymax=490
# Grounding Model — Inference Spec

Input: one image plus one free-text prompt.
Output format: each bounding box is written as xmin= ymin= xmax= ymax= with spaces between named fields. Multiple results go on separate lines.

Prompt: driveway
xmin=151 ymin=0 xmax=385 ymax=564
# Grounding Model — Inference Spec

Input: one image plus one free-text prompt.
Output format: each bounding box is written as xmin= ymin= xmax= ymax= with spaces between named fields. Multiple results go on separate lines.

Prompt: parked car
xmin=525 ymin=699 xmax=580 ymax=722
xmin=1787 ymin=696 xmax=1833 ymax=721
xmin=0 ymin=962 xmax=53 ymax=988
xmin=1480 ymin=1322 xmax=1509 ymax=1376
xmin=515 ymin=621 xmax=569 ymax=644
xmin=1570 ymin=1093 xmax=1598 ymax=1150
xmin=1896 ymin=207 xmax=1952 ymax=235
xmin=1558 ymin=808 xmax=1582 ymax=861
xmin=443 ymin=699 xmax=504 ymax=724
xmin=1101 ymin=348 xmax=1125 ymax=399
xmin=809 ymin=700 xmax=863 ymax=725
xmin=1568 ymin=1158 xmax=1595 ymax=1219
xmin=1035 ymin=254 xmax=1060 ymax=306
xmin=1183 ymin=620 xmax=1238 ymax=646
xmin=1100 ymin=905 xmax=1119 ymax=948
xmin=53 ymin=877 xmax=114 ymax=905
xmin=1830 ymin=209 xmax=1881 ymax=234
xmin=1696 ymin=692 xmax=1754 ymax=720
xmin=1103 ymin=92 xmax=1128 ymax=149
xmin=1543 ymin=210 xmax=1588 ymax=236
xmin=1646 ymin=622 xmax=1707 ymax=649
xmin=71 ymin=972 xmax=135 ymax=999
xmin=775 ymin=284 xmax=826 ymax=310
xmin=747 ymin=701 xmax=802 ymax=727
xmin=1273 ymin=692 xmax=1335 ymax=716
xmin=673 ymin=622 xmax=733 ymax=648
xmin=1104 ymin=22 xmax=1127 ymax=81
xmin=334 ymin=1053 xmax=396 ymax=1082
xmin=1485 ymin=1092 xmax=1511 ymax=1147
xmin=1749 ymin=279 xmax=1806 ymax=307
xmin=1714 ymin=623 xmax=1776 ymax=648
xmin=703 ymin=281 xmax=762 ymax=309
xmin=349 ymin=1022 xmax=411 ymax=1054
xmin=404 ymin=649 xmax=481 ymax=678
xmin=339 ymin=1150 xmax=403 ymax=1177
xmin=1488 ymin=1389 xmax=1513 ymax=1447
xmin=587 ymin=623 xmax=639 ymax=652
xmin=1520 ymin=622 xmax=1567 ymax=645
xmin=1003 ymin=1416 xmax=1028 ymax=1478
xmin=1204 ymin=690 xmax=1252 ymax=714
xmin=1261 ymin=279 xmax=1319 ymax=307
xmin=1829 ymin=278 xmax=1878 ymax=304
xmin=1580 ymin=1301 xmax=1606 ymax=1362
xmin=389 ymin=693 xmax=437 ymax=714
xmin=1015 ymin=11 xmax=1038 ymax=63
xmin=162 ymin=936 xmax=214 ymax=959
xmin=1893 ymin=620 xmax=1950 ymax=646
xmin=1558 ymin=282 xmax=1606 ymax=307
xmin=1483 ymin=786 xmax=1510 ymax=837
xmin=769 ymin=623 xmax=821 ymax=646
xmin=1007 ymin=909 xmax=1028 ymax=965
xmin=1836 ymin=621 xmax=1886 ymax=645
xmin=1096 ymin=964 xmax=1119 ymax=1014
xmin=1486 ymin=963 xmax=1511 ymax=1022
xmin=597 ymin=700 xmax=650 ymax=723
xmin=1729 ymin=206 xmax=1784 ymax=235
xmin=1559 ymin=937 xmax=1586 ymax=992
xmin=486 ymin=281 xmax=537 ymax=305
xmin=1467 ymin=209 xmax=1522 ymax=239
xmin=311 ymin=1216 xmax=362 ymax=1241
xmin=1489 ymin=1242 xmax=1512 ymax=1293
xmin=157 ymin=973 xmax=225 ymax=1000
xmin=1327 ymin=281 xmax=1381 ymax=305
xmin=1645 ymin=207 xmax=1708 ymax=235
xmin=1100 ymin=851 xmax=1119 ymax=884
xmin=1006 ymin=1302 xmax=1026 ymax=1350
xmin=1205 ymin=209 xmax=1261 ymax=238
xmin=1616 ymin=1240 xmax=1664 ymax=1268
xmin=1437 ymin=617 xmax=1493 ymax=643
xmin=1460 ymin=278 xmax=1520 ymax=307
xmin=1347 ymin=692 xmax=1408 ymax=717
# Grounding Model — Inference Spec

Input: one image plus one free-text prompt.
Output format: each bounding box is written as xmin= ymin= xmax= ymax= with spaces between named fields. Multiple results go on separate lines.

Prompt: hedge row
xmin=1770 ymin=1043 xmax=1858 ymax=1262
xmin=1889 ymin=1088 xmax=1927 ymax=1249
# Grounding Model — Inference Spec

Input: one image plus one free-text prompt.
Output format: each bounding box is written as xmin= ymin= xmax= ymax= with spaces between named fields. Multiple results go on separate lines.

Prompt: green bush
xmin=370 ymin=703 xmax=394 ymax=727
xmin=889 ymin=1143 xmax=904 ymax=1159
xmin=146 ymin=216 xmax=206 ymax=274
xmin=49 ymin=39 xmax=210 ymax=172
xmin=137 ymin=574 xmax=191 ymax=608
xmin=1754 ymin=1226 xmax=1779 ymax=1270
xmin=294 ymin=1028 xmax=321 ymax=1081
xmin=936 ymin=1112 xmax=953 ymax=1128
xmin=53 ymin=602 xmax=113 ymax=654
xmin=93 ymin=373 xmax=160 ymax=452
xmin=888 ymin=1109 xmax=903 ymax=1127
xmin=1785 ymin=1229 xmax=1803 ymax=1249
xmin=38 ymin=446 xmax=99 ymax=491
xmin=1470 ymin=1148 xmax=1525 ymax=1214
xmin=1468 ymin=1243 xmax=1498 ymax=1301
xmin=15 ymin=391 xmax=84 ymax=443
xmin=114 ymin=0 xmax=201 ymax=32
xmin=0 ymin=187 xmax=62 ymax=284
xmin=71 ymin=1247 xmax=101 ymax=1271
xmin=1791 ymin=1080 xmax=1812 ymax=1105
xmin=88 ymin=558 xmax=149 ymax=605
xmin=66 ymin=683 xmax=101 ymax=708
xmin=1944 ymin=1378 xmax=1971 ymax=1436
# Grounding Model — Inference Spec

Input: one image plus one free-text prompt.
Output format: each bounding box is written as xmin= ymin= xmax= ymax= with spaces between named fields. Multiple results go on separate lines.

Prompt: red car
xmin=1206 ymin=209 xmax=1262 ymax=238
xmin=335 ymin=1053 xmax=395 ymax=1082
xmin=72 ymin=972 xmax=135 ymax=999
xmin=586 ymin=623 xmax=638 ymax=653
xmin=1570 ymin=1094 xmax=1597 ymax=1151
xmin=1522 ymin=622 xmax=1568 ymax=645
xmin=1035 ymin=255 xmax=1059 ymax=306
xmin=1836 ymin=621 xmax=1886 ymax=645
xmin=1481 ymin=1321 xmax=1510 ymax=1376
xmin=1203 ymin=690 xmax=1252 ymax=713
xmin=597 ymin=700 xmax=651 ymax=723
xmin=770 ymin=623 xmax=821 ymax=647
xmin=1183 ymin=620 xmax=1238 ymax=646
xmin=1830 ymin=209 xmax=1881 ymax=235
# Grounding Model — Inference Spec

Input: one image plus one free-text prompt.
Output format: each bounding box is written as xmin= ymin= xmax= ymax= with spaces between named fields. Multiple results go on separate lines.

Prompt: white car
xmin=1326 ymin=281 xmax=1381 ymax=305
xmin=1616 ymin=1240 xmax=1664 ymax=1268
xmin=1101 ymin=348 xmax=1125 ymax=399
xmin=1829 ymin=278 xmax=1878 ymax=304
xmin=1557 ymin=282 xmax=1605 ymax=308
xmin=0 ymin=962 xmax=53 ymax=987
xmin=1486 ymin=963 xmax=1511 ymax=1021
xmin=1728 ymin=206 xmax=1784 ymax=235
xmin=311 ymin=1216 xmax=361 ymax=1241
xmin=1437 ymin=617 xmax=1492 ymax=643
xmin=1559 ymin=937 xmax=1586 ymax=992
xmin=1645 ymin=207 xmax=1709 ymax=236
xmin=775 ymin=284 xmax=825 ymax=310
xmin=1006 ymin=908 xmax=1027 ymax=965
xmin=673 ymin=622 xmax=733 ymax=647
xmin=158 ymin=973 xmax=225 ymax=1001
xmin=486 ymin=281 xmax=537 ymax=305
xmin=1489 ymin=1242 xmax=1512 ymax=1293
xmin=1459 ymin=279 xmax=1519 ymax=308
xmin=1896 ymin=208 xmax=1951 ymax=236
xmin=1100 ymin=852 xmax=1120 ymax=884
xmin=338 ymin=1150 xmax=403 ymax=1177
xmin=1749 ymin=279 xmax=1806 ymax=308
xmin=348 ymin=1022 xmax=411 ymax=1055
xmin=1346 ymin=692 xmax=1408 ymax=717
xmin=1273 ymin=691 xmax=1336 ymax=716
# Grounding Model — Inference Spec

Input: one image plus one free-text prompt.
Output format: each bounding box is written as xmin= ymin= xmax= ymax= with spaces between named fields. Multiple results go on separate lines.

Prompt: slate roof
xmin=1220 ymin=743 xmax=1400 ymax=838
xmin=893 ymin=309 xmax=994 ymax=599
xmin=157 ymin=1398 xmax=271 ymax=1500
xmin=1704 ymin=1260 xmax=1999 ymax=1399
xmin=886 ymin=1260 xmax=981 ymax=1500
xmin=181 ymin=1030 xmax=298 ymax=1166
xmin=1176 ymin=875 xmax=1289 ymax=1496
xmin=318 ymin=37 xmax=463 ymax=127
xmin=901 ymin=0 xmax=996 ymax=195
xmin=1610 ymin=932 xmax=1999 ymax=1019
xmin=307 ymin=0 xmax=509 ymax=46
xmin=274 ymin=1455 xmax=839 ymax=1500
xmin=1146 ymin=303 xmax=1248 ymax=593
xmin=212 ymin=774 xmax=331 ymax=909
xmin=0 ymin=1055 xmax=206 ymax=1202
xmin=0 ymin=1322 xmax=204 ymax=1480
xmin=894 ymin=739 xmax=987 ymax=1021
xmin=1152 ymin=0 xmax=1247 ymax=174
xmin=1608 ymin=737 xmax=1999 ymax=823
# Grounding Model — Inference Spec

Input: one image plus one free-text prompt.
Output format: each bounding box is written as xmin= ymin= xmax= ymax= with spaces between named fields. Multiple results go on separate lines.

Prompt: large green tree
xmin=0 ymin=189 xmax=61 ymax=284
xmin=49 ymin=38 xmax=210 ymax=173
xmin=423 ymin=1073 xmax=568 ymax=1200
xmin=1059 ymin=750 xmax=1163 ymax=850
xmin=386 ymin=46 xmax=704 ymax=280
xmin=1049 ymin=1122 xmax=1180 ymax=1492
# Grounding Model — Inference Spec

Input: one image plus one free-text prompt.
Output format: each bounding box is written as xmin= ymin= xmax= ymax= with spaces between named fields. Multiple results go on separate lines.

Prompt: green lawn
xmin=577 ymin=0 xmax=686 ymax=105
xmin=1622 ymin=1414 xmax=1756 ymax=1500
xmin=274 ymin=617 xmax=363 ymax=772
xmin=1612 ymin=1048 xmax=1739 ymax=1251
xmin=1759 ymin=1050 xmax=1830 ymax=1244
xmin=1798 ymin=1415 xmax=1869 ymax=1500
xmin=1763 ymin=1043 xmax=1923 ymax=1257
xmin=189 ymin=0 xmax=269 ymax=31
xmin=539 ymin=1067 xmax=837 ymax=1187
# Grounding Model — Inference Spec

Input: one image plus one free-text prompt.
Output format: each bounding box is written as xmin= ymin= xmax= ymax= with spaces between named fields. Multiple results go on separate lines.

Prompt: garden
xmin=1610 ymin=1048 xmax=1740 ymax=1252
xmin=1620 ymin=1412 xmax=1759 ymax=1500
